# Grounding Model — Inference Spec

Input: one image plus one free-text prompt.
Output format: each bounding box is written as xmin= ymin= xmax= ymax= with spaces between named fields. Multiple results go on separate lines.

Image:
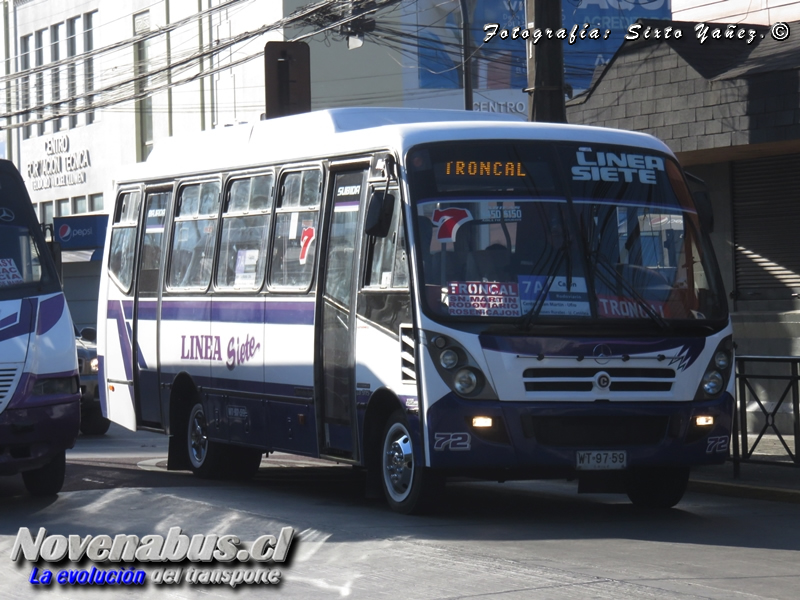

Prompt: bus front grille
xmin=523 ymin=367 xmax=675 ymax=394
xmin=520 ymin=415 xmax=670 ymax=447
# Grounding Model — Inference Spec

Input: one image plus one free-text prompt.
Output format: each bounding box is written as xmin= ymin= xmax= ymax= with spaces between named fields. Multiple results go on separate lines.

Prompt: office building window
xmin=84 ymin=11 xmax=96 ymax=124
xmin=35 ymin=30 xmax=45 ymax=136
xmin=51 ymin=24 xmax=61 ymax=132
xmin=56 ymin=199 xmax=70 ymax=217
xmin=73 ymin=196 xmax=88 ymax=214
xmin=134 ymin=11 xmax=153 ymax=162
xmin=67 ymin=17 xmax=79 ymax=129
xmin=89 ymin=193 xmax=103 ymax=212
xmin=20 ymin=35 xmax=31 ymax=139
xmin=41 ymin=202 xmax=54 ymax=226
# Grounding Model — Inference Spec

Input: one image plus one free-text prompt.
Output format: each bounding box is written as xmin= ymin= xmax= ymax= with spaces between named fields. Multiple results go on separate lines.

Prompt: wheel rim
xmin=382 ymin=422 xmax=414 ymax=502
xmin=188 ymin=405 xmax=209 ymax=468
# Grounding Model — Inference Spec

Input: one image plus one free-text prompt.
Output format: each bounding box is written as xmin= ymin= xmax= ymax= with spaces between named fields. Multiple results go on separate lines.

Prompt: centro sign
xmin=26 ymin=134 xmax=91 ymax=191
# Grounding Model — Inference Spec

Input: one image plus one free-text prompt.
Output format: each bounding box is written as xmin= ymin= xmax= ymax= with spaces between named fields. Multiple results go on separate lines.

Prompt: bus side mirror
xmin=365 ymin=190 xmax=395 ymax=238
xmin=80 ymin=327 xmax=97 ymax=343
xmin=693 ymin=191 xmax=714 ymax=233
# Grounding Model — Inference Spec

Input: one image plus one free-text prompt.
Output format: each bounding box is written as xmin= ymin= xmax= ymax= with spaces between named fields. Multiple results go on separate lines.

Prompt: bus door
xmin=133 ymin=190 xmax=171 ymax=427
xmin=104 ymin=188 xmax=143 ymax=430
xmin=317 ymin=168 xmax=367 ymax=459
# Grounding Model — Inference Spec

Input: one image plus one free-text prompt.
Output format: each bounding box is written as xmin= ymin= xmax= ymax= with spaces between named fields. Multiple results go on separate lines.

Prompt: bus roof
xmin=117 ymin=107 xmax=674 ymax=184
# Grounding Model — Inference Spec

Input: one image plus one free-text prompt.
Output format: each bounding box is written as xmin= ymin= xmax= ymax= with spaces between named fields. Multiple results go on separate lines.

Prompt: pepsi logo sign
xmin=58 ymin=224 xmax=93 ymax=242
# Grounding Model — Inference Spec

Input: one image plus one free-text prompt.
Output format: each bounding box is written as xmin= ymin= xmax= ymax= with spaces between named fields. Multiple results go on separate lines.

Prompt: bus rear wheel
xmin=380 ymin=410 xmax=441 ymax=514
xmin=22 ymin=450 xmax=66 ymax=496
xmin=187 ymin=402 xmax=226 ymax=478
xmin=626 ymin=466 xmax=690 ymax=509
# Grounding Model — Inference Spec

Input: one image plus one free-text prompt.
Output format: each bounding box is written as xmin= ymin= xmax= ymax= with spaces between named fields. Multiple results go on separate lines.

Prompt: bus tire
xmin=22 ymin=450 xmax=66 ymax=496
xmin=187 ymin=402 xmax=227 ymax=478
xmin=380 ymin=410 xmax=442 ymax=514
xmin=80 ymin=406 xmax=111 ymax=436
xmin=626 ymin=466 xmax=690 ymax=509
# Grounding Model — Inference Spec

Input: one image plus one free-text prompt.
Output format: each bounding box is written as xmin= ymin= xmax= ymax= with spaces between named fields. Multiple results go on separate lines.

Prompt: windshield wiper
xmin=592 ymin=253 xmax=672 ymax=331
xmin=519 ymin=234 xmax=573 ymax=331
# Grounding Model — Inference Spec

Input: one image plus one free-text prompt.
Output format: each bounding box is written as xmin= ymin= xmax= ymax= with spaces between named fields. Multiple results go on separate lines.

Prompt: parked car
xmin=75 ymin=327 xmax=109 ymax=435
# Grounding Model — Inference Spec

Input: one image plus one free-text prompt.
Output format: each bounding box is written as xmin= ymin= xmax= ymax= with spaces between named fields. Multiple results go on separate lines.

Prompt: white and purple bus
xmin=0 ymin=159 xmax=80 ymax=496
xmin=98 ymin=108 xmax=734 ymax=513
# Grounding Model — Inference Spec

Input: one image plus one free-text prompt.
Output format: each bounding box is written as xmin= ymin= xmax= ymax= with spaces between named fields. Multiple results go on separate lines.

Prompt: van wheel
xmin=22 ymin=450 xmax=66 ymax=496
xmin=80 ymin=406 xmax=110 ymax=436
xmin=380 ymin=410 xmax=442 ymax=514
xmin=187 ymin=402 xmax=226 ymax=478
xmin=626 ymin=466 xmax=690 ymax=509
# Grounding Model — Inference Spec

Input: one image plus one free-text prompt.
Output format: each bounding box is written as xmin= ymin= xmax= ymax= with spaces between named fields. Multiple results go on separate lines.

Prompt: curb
xmin=688 ymin=479 xmax=800 ymax=503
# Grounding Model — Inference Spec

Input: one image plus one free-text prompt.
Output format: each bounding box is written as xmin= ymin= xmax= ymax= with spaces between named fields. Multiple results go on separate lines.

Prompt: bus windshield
xmin=407 ymin=140 xmax=726 ymax=328
xmin=0 ymin=225 xmax=44 ymax=289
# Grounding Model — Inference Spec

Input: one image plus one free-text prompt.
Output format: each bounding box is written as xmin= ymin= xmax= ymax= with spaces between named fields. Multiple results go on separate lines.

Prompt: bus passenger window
xmin=168 ymin=181 xmax=220 ymax=290
xmin=269 ymin=169 xmax=321 ymax=290
xmin=139 ymin=192 xmax=170 ymax=294
xmin=217 ymin=174 xmax=274 ymax=290
xmin=108 ymin=190 xmax=142 ymax=293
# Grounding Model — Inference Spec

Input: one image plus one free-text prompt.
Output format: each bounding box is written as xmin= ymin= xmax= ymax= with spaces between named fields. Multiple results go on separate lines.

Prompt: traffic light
xmin=264 ymin=41 xmax=311 ymax=119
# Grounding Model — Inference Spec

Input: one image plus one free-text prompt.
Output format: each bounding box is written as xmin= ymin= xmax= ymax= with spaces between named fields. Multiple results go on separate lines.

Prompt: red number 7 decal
xmin=299 ymin=227 xmax=315 ymax=265
xmin=432 ymin=208 xmax=473 ymax=243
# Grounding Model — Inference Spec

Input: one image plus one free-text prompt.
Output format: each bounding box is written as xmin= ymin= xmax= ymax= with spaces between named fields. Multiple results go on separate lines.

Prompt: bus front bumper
xmin=0 ymin=400 xmax=80 ymax=475
xmin=425 ymin=393 xmax=734 ymax=475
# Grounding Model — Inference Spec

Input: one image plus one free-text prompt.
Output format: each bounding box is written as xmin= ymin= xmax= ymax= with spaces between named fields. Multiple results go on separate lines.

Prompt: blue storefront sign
xmin=53 ymin=214 xmax=107 ymax=256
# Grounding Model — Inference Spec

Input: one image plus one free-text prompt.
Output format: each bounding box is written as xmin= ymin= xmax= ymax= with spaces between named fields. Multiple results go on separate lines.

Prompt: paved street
xmin=0 ymin=425 xmax=797 ymax=599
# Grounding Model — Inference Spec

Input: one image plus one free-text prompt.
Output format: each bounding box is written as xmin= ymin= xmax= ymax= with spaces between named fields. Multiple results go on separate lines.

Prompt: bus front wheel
xmin=187 ymin=402 xmax=226 ymax=478
xmin=22 ymin=450 xmax=66 ymax=496
xmin=380 ymin=410 xmax=441 ymax=514
xmin=626 ymin=466 xmax=690 ymax=509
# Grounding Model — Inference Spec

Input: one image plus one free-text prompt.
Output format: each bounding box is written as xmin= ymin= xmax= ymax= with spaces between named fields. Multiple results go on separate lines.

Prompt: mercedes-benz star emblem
xmin=0 ymin=207 xmax=14 ymax=222
xmin=593 ymin=344 xmax=613 ymax=365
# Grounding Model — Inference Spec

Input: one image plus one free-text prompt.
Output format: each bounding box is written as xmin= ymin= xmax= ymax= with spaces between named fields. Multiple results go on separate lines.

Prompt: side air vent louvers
xmin=400 ymin=324 xmax=416 ymax=383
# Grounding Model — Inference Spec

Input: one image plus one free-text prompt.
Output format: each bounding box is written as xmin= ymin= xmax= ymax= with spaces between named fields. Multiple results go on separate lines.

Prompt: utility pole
xmin=458 ymin=0 xmax=473 ymax=110
xmin=524 ymin=0 xmax=566 ymax=122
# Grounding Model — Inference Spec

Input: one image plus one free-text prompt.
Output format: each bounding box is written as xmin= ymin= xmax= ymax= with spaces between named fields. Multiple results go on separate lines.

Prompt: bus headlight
xmin=90 ymin=357 xmax=99 ymax=373
xmin=694 ymin=335 xmax=734 ymax=400
xmin=439 ymin=349 xmax=459 ymax=370
xmin=702 ymin=370 xmax=724 ymax=395
xmin=424 ymin=331 xmax=497 ymax=400
xmin=453 ymin=369 xmax=478 ymax=395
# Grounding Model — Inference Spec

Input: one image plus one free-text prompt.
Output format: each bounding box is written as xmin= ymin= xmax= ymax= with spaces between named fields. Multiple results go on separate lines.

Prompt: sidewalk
xmin=689 ymin=452 xmax=800 ymax=504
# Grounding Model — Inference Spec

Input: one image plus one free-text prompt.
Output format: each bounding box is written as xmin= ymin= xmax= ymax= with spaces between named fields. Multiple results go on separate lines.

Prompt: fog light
xmin=695 ymin=415 xmax=714 ymax=427
xmin=472 ymin=416 xmax=493 ymax=428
